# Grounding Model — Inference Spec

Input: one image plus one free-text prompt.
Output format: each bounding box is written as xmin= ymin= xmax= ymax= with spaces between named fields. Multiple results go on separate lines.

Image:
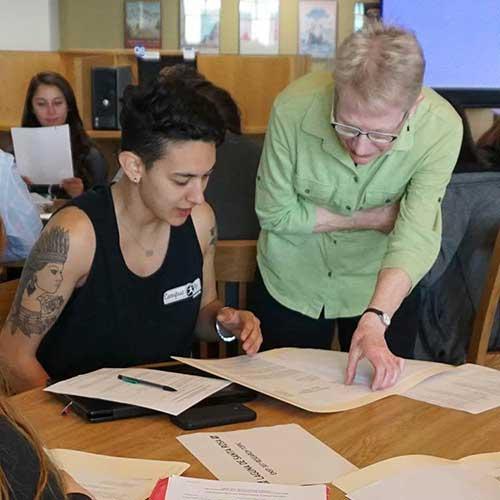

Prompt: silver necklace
xmin=120 ymin=218 xmax=157 ymax=257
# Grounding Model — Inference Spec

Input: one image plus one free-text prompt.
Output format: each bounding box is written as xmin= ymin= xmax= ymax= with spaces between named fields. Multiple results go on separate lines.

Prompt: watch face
xmin=382 ymin=312 xmax=391 ymax=327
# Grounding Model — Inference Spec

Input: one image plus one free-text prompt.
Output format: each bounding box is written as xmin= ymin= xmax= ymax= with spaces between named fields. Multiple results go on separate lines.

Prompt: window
xmin=239 ymin=0 xmax=279 ymax=54
xmin=180 ymin=0 xmax=221 ymax=53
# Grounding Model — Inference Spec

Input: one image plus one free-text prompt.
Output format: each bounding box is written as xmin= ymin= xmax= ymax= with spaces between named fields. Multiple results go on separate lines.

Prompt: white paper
xmin=164 ymin=476 xmax=328 ymax=500
xmin=174 ymin=348 xmax=451 ymax=413
xmin=177 ymin=423 xmax=356 ymax=485
xmin=403 ymin=363 xmax=500 ymax=414
xmin=45 ymin=367 xmax=231 ymax=416
xmin=347 ymin=463 xmax=500 ymax=500
xmin=49 ymin=448 xmax=189 ymax=500
xmin=12 ymin=125 xmax=74 ymax=184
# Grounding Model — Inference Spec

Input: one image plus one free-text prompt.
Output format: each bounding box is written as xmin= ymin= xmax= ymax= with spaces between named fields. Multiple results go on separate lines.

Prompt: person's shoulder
xmin=191 ymin=202 xmax=216 ymax=253
xmin=274 ymin=71 xmax=333 ymax=113
xmin=420 ymin=88 xmax=462 ymax=130
xmin=45 ymin=205 xmax=95 ymax=250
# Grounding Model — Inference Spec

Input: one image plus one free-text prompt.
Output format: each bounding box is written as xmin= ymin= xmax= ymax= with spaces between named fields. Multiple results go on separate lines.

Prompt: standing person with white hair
xmin=252 ymin=22 xmax=463 ymax=390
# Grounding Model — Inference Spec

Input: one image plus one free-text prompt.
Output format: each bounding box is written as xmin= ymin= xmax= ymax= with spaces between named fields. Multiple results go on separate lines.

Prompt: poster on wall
xmin=239 ymin=0 xmax=279 ymax=55
xmin=299 ymin=0 xmax=337 ymax=59
xmin=180 ymin=0 xmax=221 ymax=53
xmin=125 ymin=0 xmax=161 ymax=49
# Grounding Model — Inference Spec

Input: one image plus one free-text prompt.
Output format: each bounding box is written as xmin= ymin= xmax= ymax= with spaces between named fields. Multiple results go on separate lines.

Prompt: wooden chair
xmin=196 ymin=240 xmax=257 ymax=359
xmin=0 ymin=279 xmax=18 ymax=327
xmin=467 ymin=228 xmax=500 ymax=366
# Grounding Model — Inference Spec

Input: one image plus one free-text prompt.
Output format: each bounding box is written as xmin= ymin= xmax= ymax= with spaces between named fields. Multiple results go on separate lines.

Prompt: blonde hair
xmin=334 ymin=21 xmax=425 ymax=112
xmin=0 ymin=368 xmax=63 ymax=499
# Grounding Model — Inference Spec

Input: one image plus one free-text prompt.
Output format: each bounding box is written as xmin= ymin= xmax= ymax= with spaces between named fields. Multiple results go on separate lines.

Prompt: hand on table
xmin=61 ymin=177 xmax=84 ymax=198
xmin=216 ymin=307 xmax=262 ymax=355
xmin=60 ymin=469 xmax=95 ymax=498
xmin=345 ymin=317 xmax=405 ymax=391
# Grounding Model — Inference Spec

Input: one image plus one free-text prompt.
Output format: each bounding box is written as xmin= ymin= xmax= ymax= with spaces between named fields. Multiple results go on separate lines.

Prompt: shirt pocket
xmin=294 ymin=175 xmax=335 ymax=207
xmin=363 ymin=188 xmax=405 ymax=209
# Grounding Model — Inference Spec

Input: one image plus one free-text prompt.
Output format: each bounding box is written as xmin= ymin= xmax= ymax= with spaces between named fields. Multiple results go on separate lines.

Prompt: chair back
xmin=467 ymin=228 xmax=500 ymax=364
xmin=197 ymin=240 xmax=257 ymax=359
xmin=0 ymin=279 xmax=19 ymax=327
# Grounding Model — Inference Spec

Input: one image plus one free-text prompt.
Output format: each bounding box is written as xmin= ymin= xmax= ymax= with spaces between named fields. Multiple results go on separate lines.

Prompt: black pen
xmin=117 ymin=374 xmax=177 ymax=392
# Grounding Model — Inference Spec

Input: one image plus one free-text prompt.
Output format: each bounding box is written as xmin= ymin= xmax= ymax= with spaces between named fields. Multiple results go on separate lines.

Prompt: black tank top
xmin=37 ymin=186 xmax=203 ymax=380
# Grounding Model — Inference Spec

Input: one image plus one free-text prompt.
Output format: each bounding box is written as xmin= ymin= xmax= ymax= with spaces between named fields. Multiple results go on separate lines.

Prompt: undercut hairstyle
xmin=159 ymin=64 xmax=242 ymax=134
xmin=120 ymin=78 xmax=225 ymax=168
xmin=21 ymin=72 xmax=94 ymax=186
xmin=334 ymin=21 xmax=425 ymax=112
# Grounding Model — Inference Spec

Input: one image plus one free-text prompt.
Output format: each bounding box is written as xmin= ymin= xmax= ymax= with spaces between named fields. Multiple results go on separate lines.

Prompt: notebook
xmin=55 ymin=363 xmax=256 ymax=423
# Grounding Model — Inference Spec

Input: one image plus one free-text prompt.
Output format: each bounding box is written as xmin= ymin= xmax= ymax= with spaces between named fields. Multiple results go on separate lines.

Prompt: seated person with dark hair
xmin=0 ymin=78 xmax=262 ymax=393
xmin=160 ymin=64 xmax=262 ymax=239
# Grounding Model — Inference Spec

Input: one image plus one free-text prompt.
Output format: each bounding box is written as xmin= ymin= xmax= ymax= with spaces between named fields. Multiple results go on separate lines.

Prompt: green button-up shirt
xmin=255 ymin=72 xmax=463 ymax=319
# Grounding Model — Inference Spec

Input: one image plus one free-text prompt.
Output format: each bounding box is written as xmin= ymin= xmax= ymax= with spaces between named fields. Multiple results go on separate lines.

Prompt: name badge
xmin=163 ymin=278 xmax=202 ymax=306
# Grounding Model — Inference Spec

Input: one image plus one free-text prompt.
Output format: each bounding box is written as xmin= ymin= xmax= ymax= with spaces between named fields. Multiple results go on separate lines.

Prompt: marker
xmin=117 ymin=374 xmax=177 ymax=392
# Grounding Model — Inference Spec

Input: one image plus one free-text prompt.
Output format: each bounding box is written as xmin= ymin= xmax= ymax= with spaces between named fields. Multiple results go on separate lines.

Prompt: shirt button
xmin=353 ymin=176 xmax=359 ymax=183
xmin=305 ymin=188 xmax=310 ymax=194
xmin=385 ymin=198 xmax=391 ymax=203
xmin=438 ymin=197 xmax=442 ymax=202
xmin=328 ymin=271 xmax=332 ymax=278
xmin=333 ymin=239 xmax=337 ymax=244
xmin=257 ymin=175 xmax=261 ymax=181
xmin=346 ymin=205 xmax=351 ymax=210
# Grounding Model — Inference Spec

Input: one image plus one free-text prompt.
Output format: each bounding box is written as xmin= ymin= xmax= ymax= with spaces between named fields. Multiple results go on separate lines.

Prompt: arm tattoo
xmin=209 ymin=224 xmax=218 ymax=247
xmin=7 ymin=226 xmax=70 ymax=338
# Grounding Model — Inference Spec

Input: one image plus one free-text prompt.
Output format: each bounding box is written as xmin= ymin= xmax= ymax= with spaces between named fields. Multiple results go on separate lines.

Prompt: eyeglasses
xmin=330 ymin=110 xmax=408 ymax=144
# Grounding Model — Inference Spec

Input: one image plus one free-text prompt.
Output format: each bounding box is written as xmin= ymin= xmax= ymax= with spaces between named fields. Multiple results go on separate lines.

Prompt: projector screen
xmin=381 ymin=0 xmax=500 ymax=107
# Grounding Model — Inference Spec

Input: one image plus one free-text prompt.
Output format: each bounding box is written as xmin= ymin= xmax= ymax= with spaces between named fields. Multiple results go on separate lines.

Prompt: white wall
xmin=0 ymin=0 xmax=59 ymax=50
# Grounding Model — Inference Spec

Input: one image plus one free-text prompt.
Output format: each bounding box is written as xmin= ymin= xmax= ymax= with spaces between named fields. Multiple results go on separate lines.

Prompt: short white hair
xmin=334 ymin=21 xmax=425 ymax=111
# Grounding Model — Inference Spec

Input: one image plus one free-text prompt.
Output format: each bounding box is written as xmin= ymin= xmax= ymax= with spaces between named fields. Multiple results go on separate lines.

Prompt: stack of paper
xmin=48 ymin=449 xmax=189 ymax=500
xmin=45 ymin=367 xmax=231 ymax=416
xmin=177 ymin=423 xmax=356 ymax=484
xmin=161 ymin=476 xmax=328 ymax=500
xmin=333 ymin=452 xmax=500 ymax=500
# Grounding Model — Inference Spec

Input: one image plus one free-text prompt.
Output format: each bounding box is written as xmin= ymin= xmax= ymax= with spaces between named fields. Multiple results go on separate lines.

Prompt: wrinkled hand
xmin=216 ymin=307 xmax=262 ymax=355
xmin=345 ymin=319 xmax=404 ymax=391
xmin=362 ymin=202 xmax=400 ymax=234
xmin=61 ymin=177 xmax=84 ymax=198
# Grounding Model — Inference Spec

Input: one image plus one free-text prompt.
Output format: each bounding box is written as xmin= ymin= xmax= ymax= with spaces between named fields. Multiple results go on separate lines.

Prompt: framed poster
xmin=125 ymin=0 xmax=161 ymax=49
xmin=239 ymin=0 xmax=279 ymax=55
xmin=180 ymin=0 xmax=221 ymax=53
xmin=299 ymin=0 xmax=337 ymax=59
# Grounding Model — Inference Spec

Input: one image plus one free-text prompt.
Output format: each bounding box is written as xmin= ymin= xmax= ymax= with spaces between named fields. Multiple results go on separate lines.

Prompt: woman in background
xmin=21 ymin=72 xmax=108 ymax=198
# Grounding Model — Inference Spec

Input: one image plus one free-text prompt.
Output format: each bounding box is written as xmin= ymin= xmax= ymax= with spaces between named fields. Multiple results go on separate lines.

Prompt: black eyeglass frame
xmin=330 ymin=109 xmax=409 ymax=144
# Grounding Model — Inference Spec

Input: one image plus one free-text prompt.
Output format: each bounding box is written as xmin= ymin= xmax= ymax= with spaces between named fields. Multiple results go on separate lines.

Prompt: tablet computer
xmin=55 ymin=363 xmax=256 ymax=423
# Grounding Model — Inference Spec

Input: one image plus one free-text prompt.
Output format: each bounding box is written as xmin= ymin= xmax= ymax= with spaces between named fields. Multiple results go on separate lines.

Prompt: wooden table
xmin=10 ymin=387 xmax=499 ymax=498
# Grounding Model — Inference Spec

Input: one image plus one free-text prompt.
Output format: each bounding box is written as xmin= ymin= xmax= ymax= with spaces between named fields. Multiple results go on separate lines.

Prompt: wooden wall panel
xmin=0 ymin=52 xmax=66 ymax=128
xmin=198 ymin=54 xmax=310 ymax=134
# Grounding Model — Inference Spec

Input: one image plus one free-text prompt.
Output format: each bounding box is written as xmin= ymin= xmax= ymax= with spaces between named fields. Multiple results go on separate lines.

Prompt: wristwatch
xmin=362 ymin=307 xmax=391 ymax=329
xmin=215 ymin=319 xmax=236 ymax=342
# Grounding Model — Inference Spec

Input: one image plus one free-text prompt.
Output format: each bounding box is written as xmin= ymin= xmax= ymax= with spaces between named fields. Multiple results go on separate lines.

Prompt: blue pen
xmin=117 ymin=374 xmax=177 ymax=392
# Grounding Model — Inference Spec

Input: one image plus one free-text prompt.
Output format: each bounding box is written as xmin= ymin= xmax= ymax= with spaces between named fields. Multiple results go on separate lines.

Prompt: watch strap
xmin=362 ymin=307 xmax=391 ymax=328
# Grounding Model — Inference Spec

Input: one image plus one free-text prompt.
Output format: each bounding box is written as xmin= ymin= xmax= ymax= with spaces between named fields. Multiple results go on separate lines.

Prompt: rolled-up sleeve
xmin=381 ymin=123 xmax=463 ymax=287
xmin=255 ymin=106 xmax=317 ymax=235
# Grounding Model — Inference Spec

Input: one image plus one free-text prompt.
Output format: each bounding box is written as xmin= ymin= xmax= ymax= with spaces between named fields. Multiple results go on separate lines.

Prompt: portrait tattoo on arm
xmin=7 ymin=226 xmax=70 ymax=338
xmin=209 ymin=224 xmax=218 ymax=247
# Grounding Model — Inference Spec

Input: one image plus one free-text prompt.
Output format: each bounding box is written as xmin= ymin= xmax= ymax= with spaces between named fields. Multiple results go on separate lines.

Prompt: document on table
xmin=45 ymin=367 xmax=231 ymax=416
xmin=48 ymin=448 xmax=189 ymax=500
xmin=11 ymin=125 xmax=73 ymax=184
xmin=177 ymin=423 xmax=356 ymax=485
xmin=333 ymin=452 xmax=500 ymax=496
xmin=403 ymin=363 xmax=500 ymax=413
xmin=163 ymin=476 xmax=328 ymax=500
xmin=174 ymin=348 xmax=452 ymax=413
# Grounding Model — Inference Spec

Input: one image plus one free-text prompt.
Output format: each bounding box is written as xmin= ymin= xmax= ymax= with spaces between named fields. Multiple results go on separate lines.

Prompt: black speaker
xmin=91 ymin=66 xmax=132 ymax=130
